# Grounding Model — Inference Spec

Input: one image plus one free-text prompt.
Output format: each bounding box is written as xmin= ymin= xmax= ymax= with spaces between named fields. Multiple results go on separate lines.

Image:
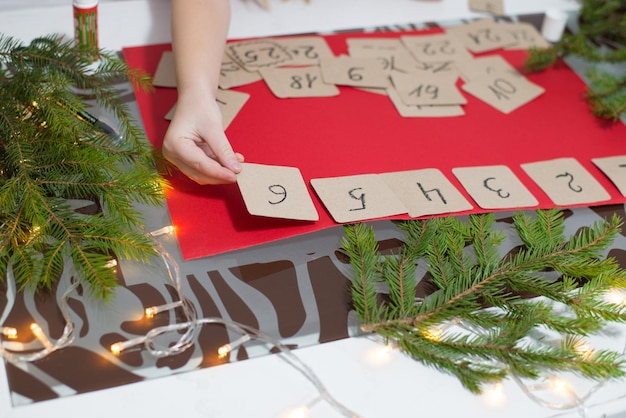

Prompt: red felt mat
xmin=122 ymin=28 xmax=626 ymax=260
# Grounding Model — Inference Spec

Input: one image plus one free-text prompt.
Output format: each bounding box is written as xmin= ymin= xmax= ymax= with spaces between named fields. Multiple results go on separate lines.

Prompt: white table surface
xmin=4 ymin=1 xmax=626 ymax=418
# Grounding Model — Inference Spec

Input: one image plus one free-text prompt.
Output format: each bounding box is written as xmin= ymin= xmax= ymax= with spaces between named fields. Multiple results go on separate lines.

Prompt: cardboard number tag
xmin=522 ymin=158 xmax=611 ymax=206
xmin=273 ymin=36 xmax=335 ymax=66
xmin=219 ymin=53 xmax=262 ymax=89
xmin=152 ymin=51 xmax=177 ymax=88
xmin=453 ymin=165 xmax=538 ymax=209
xmin=462 ymin=70 xmax=544 ymax=114
xmin=391 ymin=72 xmax=467 ymax=106
xmin=320 ymin=56 xmax=390 ymax=88
xmin=386 ymin=88 xmax=465 ymax=118
xmin=311 ymin=174 xmax=407 ymax=223
xmin=236 ymin=163 xmax=319 ymax=221
xmin=468 ymin=0 xmax=505 ymax=16
xmin=164 ymin=89 xmax=250 ymax=130
xmin=346 ymin=38 xmax=418 ymax=74
xmin=447 ymin=19 xmax=518 ymax=53
xmin=226 ymin=40 xmax=293 ymax=71
xmin=592 ymin=155 xmax=626 ymax=197
xmin=381 ymin=169 xmax=473 ymax=217
xmin=260 ymin=66 xmax=340 ymax=98
xmin=401 ymin=33 xmax=474 ymax=64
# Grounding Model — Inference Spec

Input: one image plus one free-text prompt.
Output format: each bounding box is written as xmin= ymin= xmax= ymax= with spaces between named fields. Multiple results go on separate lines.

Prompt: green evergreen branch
xmin=342 ymin=209 xmax=626 ymax=393
xmin=524 ymin=0 xmax=626 ymax=121
xmin=0 ymin=34 xmax=165 ymax=299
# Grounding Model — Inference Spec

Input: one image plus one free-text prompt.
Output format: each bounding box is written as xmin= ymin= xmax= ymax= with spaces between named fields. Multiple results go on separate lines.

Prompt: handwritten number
xmin=290 ymin=73 xmax=317 ymax=89
xmin=268 ymin=184 xmax=287 ymax=205
xmin=556 ymin=172 xmax=583 ymax=193
xmin=348 ymin=67 xmax=364 ymax=82
xmin=348 ymin=188 xmax=366 ymax=211
xmin=488 ymin=78 xmax=517 ymax=100
xmin=409 ymin=84 xmax=439 ymax=100
xmin=483 ymin=177 xmax=510 ymax=198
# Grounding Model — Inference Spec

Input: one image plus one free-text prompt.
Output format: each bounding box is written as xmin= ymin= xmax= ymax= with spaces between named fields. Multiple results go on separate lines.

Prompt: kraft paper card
xmin=592 ymin=155 xmax=626 ymax=197
xmin=380 ymin=169 xmax=473 ymax=217
xmin=386 ymin=88 xmax=465 ymax=117
xmin=522 ymin=158 xmax=611 ymax=206
xmin=310 ymin=174 xmax=408 ymax=223
xmin=461 ymin=70 xmax=545 ymax=114
xmin=320 ymin=56 xmax=391 ymax=88
xmin=400 ymin=33 xmax=474 ymax=64
xmin=346 ymin=38 xmax=418 ymax=74
xmin=390 ymin=71 xmax=467 ymax=106
xmin=226 ymin=39 xmax=293 ymax=71
xmin=272 ymin=36 xmax=335 ymax=66
xmin=152 ymin=51 xmax=177 ymax=88
xmin=504 ymin=22 xmax=551 ymax=50
xmin=259 ymin=66 xmax=340 ymax=98
xmin=455 ymin=55 xmax=521 ymax=82
xmin=447 ymin=19 xmax=518 ymax=53
xmin=468 ymin=0 xmax=505 ymax=16
xmin=236 ymin=163 xmax=319 ymax=221
xmin=164 ymin=89 xmax=250 ymax=129
xmin=453 ymin=165 xmax=538 ymax=209
xmin=219 ymin=53 xmax=263 ymax=89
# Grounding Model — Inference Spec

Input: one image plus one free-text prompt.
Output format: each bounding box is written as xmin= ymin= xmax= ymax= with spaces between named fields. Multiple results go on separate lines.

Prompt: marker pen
xmin=73 ymin=0 xmax=99 ymax=63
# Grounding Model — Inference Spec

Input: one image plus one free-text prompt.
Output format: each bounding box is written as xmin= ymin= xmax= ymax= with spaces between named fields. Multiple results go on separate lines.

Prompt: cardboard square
xmin=380 ymin=169 xmax=473 ymax=217
xmin=461 ymin=70 xmax=544 ymax=114
xmin=455 ymin=55 xmax=521 ymax=82
xmin=390 ymin=71 xmax=467 ymax=106
xmin=400 ymin=33 xmax=474 ymax=64
xmin=164 ymin=89 xmax=250 ymax=129
xmin=236 ymin=163 xmax=319 ymax=221
xmin=453 ymin=165 xmax=538 ymax=209
xmin=219 ymin=53 xmax=263 ymax=89
xmin=522 ymin=158 xmax=611 ymax=206
xmin=152 ymin=51 xmax=177 ymax=88
xmin=320 ymin=56 xmax=390 ymax=88
xmin=386 ymin=88 xmax=465 ymax=118
xmin=346 ymin=37 xmax=418 ymax=74
xmin=503 ymin=22 xmax=551 ymax=50
xmin=226 ymin=39 xmax=294 ymax=71
xmin=592 ymin=155 xmax=626 ymax=197
xmin=310 ymin=174 xmax=408 ymax=223
xmin=468 ymin=0 xmax=505 ymax=16
xmin=447 ymin=19 xmax=518 ymax=53
xmin=273 ymin=36 xmax=336 ymax=66
xmin=259 ymin=66 xmax=340 ymax=98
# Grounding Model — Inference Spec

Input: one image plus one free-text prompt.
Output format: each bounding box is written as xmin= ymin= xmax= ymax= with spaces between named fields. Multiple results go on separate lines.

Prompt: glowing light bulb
xmin=422 ymin=326 xmax=443 ymax=342
xmin=104 ymin=259 xmax=118 ymax=269
xmin=217 ymin=334 xmax=251 ymax=359
xmin=549 ymin=377 xmax=571 ymax=395
xmin=483 ymin=382 xmax=506 ymax=406
xmin=288 ymin=406 xmax=309 ymax=418
xmin=605 ymin=288 xmax=626 ymax=306
xmin=144 ymin=301 xmax=184 ymax=319
xmin=30 ymin=323 xmax=54 ymax=350
xmin=1 ymin=327 xmax=17 ymax=339
xmin=150 ymin=225 xmax=176 ymax=237
xmin=110 ymin=336 xmax=146 ymax=355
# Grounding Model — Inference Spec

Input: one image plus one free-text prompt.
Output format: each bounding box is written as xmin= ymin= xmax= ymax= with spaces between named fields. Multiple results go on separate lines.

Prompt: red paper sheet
xmin=122 ymin=29 xmax=626 ymax=260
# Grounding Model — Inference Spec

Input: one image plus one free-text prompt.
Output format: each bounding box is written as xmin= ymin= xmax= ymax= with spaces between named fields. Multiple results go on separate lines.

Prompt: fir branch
xmin=342 ymin=209 xmax=626 ymax=393
xmin=0 ymin=34 xmax=165 ymax=299
xmin=524 ymin=1 xmax=626 ymax=121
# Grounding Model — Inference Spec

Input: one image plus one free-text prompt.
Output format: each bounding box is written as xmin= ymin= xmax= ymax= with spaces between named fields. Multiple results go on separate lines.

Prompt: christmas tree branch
xmin=342 ymin=209 xmax=626 ymax=393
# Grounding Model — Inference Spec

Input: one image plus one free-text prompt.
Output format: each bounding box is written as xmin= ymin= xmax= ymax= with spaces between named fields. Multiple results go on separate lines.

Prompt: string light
xmin=217 ymin=334 xmax=251 ymax=359
xmin=144 ymin=301 xmax=184 ymax=319
xmin=149 ymin=225 xmax=175 ymax=237
xmin=110 ymin=336 xmax=148 ymax=356
xmin=0 ymin=327 xmax=17 ymax=339
xmin=605 ymin=288 xmax=626 ymax=306
xmin=30 ymin=323 xmax=54 ymax=350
